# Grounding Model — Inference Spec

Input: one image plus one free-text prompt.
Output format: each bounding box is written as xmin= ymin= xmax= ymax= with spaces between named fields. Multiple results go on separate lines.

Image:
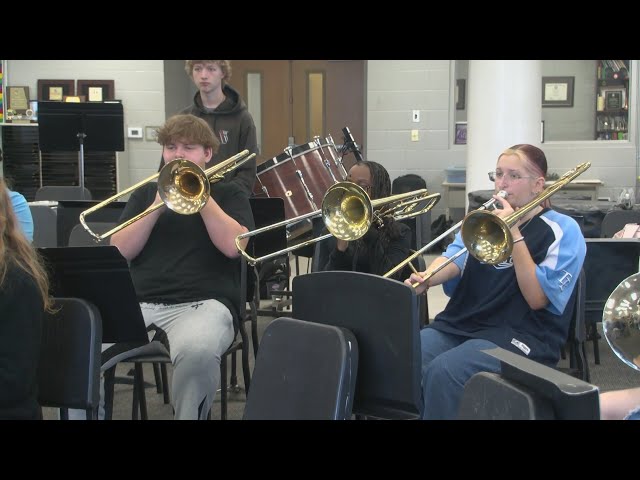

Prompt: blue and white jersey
xmin=430 ymin=208 xmax=586 ymax=366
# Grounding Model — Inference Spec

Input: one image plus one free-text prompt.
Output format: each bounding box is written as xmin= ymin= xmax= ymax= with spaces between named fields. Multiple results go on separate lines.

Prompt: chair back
xmin=38 ymin=297 xmax=102 ymax=419
xmin=243 ymin=317 xmax=358 ymax=420
xmin=601 ymin=209 xmax=640 ymax=238
xmin=560 ymin=268 xmax=589 ymax=382
xmin=293 ymin=271 xmax=422 ymax=419
xmin=458 ymin=347 xmax=599 ymax=420
xmin=30 ymin=204 xmax=58 ymax=247
xmin=35 ymin=186 xmax=92 ymax=201
xmin=68 ymin=222 xmax=115 ymax=246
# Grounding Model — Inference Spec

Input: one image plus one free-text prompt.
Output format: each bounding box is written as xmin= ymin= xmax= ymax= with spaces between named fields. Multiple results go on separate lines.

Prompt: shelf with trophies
xmin=1 ymin=82 xmax=119 ymax=201
xmin=595 ymin=60 xmax=630 ymax=141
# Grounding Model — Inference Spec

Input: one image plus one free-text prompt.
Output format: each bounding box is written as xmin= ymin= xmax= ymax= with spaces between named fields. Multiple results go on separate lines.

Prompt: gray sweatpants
xmin=69 ymin=298 xmax=234 ymax=420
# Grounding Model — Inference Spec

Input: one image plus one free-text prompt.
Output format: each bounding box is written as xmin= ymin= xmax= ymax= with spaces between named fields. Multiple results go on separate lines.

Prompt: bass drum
xmin=253 ymin=141 xmax=341 ymax=220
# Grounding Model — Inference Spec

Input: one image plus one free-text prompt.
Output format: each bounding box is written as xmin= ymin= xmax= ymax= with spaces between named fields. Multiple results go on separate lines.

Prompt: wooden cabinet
xmin=595 ymin=60 xmax=630 ymax=141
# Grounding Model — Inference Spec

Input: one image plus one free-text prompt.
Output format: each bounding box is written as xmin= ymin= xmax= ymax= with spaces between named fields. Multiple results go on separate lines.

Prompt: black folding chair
xmin=38 ymin=297 xmax=102 ymax=420
xmin=243 ymin=317 xmax=358 ymax=420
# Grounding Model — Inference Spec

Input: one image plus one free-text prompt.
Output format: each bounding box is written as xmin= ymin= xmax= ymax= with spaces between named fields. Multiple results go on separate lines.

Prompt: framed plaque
xmin=605 ymin=90 xmax=623 ymax=110
xmin=77 ymin=80 xmax=115 ymax=102
xmin=63 ymin=95 xmax=86 ymax=103
xmin=7 ymin=86 xmax=30 ymax=114
xmin=37 ymin=79 xmax=75 ymax=101
xmin=542 ymin=76 xmax=575 ymax=107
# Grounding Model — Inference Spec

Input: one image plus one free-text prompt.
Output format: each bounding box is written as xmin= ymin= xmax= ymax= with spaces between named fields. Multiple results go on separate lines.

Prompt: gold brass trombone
xmin=235 ymin=181 xmax=441 ymax=266
xmin=79 ymin=150 xmax=256 ymax=241
xmin=384 ymin=162 xmax=591 ymax=287
xmin=382 ymin=190 xmax=507 ymax=280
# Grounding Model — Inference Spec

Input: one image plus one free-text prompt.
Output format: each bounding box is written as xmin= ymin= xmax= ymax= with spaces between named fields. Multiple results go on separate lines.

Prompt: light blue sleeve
xmin=441 ymin=231 xmax=466 ymax=297
xmin=10 ymin=191 xmax=34 ymax=242
xmin=536 ymin=212 xmax=586 ymax=315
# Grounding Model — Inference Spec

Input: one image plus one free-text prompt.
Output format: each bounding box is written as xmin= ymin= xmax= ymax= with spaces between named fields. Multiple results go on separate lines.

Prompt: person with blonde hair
xmin=159 ymin=60 xmax=258 ymax=195
xmin=407 ymin=144 xmax=586 ymax=420
xmin=0 ymin=177 xmax=52 ymax=419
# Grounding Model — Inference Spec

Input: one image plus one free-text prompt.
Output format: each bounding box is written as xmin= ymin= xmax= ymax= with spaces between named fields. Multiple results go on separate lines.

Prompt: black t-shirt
xmin=0 ymin=264 xmax=43 ymax=420
xmin=119 ymin=181 xmax=255 ymax=319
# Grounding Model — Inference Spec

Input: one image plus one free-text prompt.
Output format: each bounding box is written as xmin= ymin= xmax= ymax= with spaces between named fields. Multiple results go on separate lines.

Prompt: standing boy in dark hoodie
xmin=161 ymin=60 xmax=258 ymax=195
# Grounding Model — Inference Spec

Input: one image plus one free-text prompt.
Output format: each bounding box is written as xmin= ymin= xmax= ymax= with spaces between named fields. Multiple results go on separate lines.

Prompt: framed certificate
xmin=77 ymin=80 xmax=115 ymax=102
xmin=541 ymin=76 xmax=575 ymax=107
xmin=37 ymin=79 xmax=75 ymax=101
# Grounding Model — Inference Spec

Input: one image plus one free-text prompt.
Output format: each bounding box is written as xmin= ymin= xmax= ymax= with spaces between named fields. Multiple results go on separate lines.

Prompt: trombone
xmin=385 ymin=162 xmax=591 ymax=287
xmin=79 ymin=150 xmax=256 ymax=241
xmin=235 ymin=181 xmax=441 ymax=266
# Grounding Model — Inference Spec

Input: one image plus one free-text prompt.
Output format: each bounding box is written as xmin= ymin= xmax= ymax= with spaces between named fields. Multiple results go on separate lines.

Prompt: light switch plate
xmin=128 ymin=127 xmax=143 ymax=138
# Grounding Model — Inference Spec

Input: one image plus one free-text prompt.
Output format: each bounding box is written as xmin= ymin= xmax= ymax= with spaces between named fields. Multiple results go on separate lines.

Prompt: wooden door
xmin=231 ymin=60 xmax=365 ymax=166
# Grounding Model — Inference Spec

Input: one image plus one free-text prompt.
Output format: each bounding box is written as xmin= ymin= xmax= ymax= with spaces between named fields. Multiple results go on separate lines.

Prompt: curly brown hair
xmin=156 ymin=114 xmax=220 ymax=155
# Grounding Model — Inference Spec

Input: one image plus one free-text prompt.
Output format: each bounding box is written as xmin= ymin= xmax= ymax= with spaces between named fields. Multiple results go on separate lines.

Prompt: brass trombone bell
xmin=79 ymin=149 xmax=255 ymax=241
xmin=235 ymin=181 xmax=441 ymax=266
xmin=387 ymin=161 xmax=591 ymax=288
xmin=461 ymin=162 xmax=591 ymax=265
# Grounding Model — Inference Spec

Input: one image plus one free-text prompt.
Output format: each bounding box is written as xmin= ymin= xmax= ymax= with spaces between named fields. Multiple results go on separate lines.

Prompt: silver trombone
xmin=79 ymin=150 xmax=256 ymax=241
xmin=235 ymin=181 xmax=441 ymax=266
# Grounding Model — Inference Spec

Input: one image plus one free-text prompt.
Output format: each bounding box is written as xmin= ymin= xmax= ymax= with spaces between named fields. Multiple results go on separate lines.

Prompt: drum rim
xmin=257 ymin=155 xmax=294 ymax=174
xmin=257 ymin=140 xmax=337 ymax=174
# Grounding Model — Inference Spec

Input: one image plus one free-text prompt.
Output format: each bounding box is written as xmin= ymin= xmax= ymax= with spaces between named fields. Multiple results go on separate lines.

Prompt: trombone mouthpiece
xmin=497 ymin=190 xmax=507 ymax=199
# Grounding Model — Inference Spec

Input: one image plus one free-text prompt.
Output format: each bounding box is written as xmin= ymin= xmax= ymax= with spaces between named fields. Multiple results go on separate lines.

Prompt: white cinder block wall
xmin=6 ymin=60 xmax=166 ymax=192
xmin=5 ymin=60 xmax=638 ymax=210
xmin=366 ymin=60 xmax=464 ymax=220
xmin=366 ymin=60 xmax=638 ymax=213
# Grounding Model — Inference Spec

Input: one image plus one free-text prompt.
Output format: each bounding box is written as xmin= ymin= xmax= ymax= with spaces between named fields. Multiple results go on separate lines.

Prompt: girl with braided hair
xmin=316 ymin=161 xmax=415 ymax=281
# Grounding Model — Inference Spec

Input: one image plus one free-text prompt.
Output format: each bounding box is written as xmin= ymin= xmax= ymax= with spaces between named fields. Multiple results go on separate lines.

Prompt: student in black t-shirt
xmin=0 ymin=177 xmax=52 ymax=419
xmin=110 ymin=114 xmax=254 ymax=420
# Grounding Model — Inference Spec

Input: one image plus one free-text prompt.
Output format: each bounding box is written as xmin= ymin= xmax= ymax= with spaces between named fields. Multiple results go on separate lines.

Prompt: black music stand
xmin=458 ymin=347 xmax=599 ymax=420
xmin=248 ymin=197 xmax=291 ymax=315
xmin=292 ymin=271 xmax=422 ymax=419
xmin=38 ymin=246 xmax=148 ymax=346
xmin=38 ymin=101 xmax=124 ymax=198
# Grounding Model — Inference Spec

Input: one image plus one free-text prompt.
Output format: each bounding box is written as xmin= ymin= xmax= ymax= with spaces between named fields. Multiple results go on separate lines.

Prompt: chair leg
xmin=581 ymin=342 xmax=591 ymax=383
xmin=132 ymin=367 xmax=139 ymax=420
xmin=153 ymin=363 xmax=163 ymax=394
xmin=238 ymin=323 xmax=252 ymax=395
xmin=133 ymin=363 xmax=149 ymax=420
xmin=220 ymin=356 xmax=228 ymax=420
xmin=230 ymin=351 xmax=239 ymax=387
xmin=250 ymin=302 xmax=259 ymax=357
xmin=103 ymin=366 xmax=116 ymax=420
xmin=160 ymin=363 xmax=170 ymax=404
xmin=590 ymin=323 xmax=600 ymax=365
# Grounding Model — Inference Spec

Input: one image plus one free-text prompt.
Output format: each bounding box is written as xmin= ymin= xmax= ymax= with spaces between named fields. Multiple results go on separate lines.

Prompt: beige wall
xmin=3 ymin=60 xmax=638 ymax=213
xmin=4 ymin=60 xmax=166 ymax=190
